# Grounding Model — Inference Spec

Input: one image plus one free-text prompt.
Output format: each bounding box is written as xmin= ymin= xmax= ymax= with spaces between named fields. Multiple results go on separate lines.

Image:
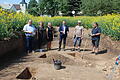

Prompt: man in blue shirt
xmin=91 ymin=22 xmax=101 ymax=54
xmin=58 ymin=21 xmax=69 ymax=51
xmin=23 ymin=20 xmax=36 ymax=53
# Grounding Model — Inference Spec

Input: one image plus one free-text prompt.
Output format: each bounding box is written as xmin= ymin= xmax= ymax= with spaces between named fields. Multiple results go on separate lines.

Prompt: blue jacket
xmin=59 ymin=25 xmax=69 ymax=37
xmin=91 ymin=27 xmax=101 ymax=40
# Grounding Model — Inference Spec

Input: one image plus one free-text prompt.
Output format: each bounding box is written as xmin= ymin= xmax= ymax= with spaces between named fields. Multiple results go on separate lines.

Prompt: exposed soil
xmin=0 ymin=28 xmax=120 ymax=80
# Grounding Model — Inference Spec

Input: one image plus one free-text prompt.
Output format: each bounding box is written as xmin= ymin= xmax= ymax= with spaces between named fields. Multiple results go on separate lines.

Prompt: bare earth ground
xmin=0 ymin=28 xmax=120 ymax=80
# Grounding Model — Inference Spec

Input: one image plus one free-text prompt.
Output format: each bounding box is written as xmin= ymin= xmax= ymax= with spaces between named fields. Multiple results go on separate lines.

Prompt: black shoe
xmin=63 ymin=49 xmax=66 ymax=51
xmin=95 ymin=53 xmax=97 ymax=55
xmin=58 ymin=48 xmax=61 ymax=51
xmin=72 ymin=48 xmax=75 ymax=51
xmin=91 ymin=52 xmax=95 ymax=54
xmin=63 ymin=45 xmax=65 ymax=50
xmin=78 ymin=48 xmax=81 ymax=52
xmin=95 ymin=52 xmax=99 ymax=55
xmin=49 ymin=48 xmax=51 ymax=50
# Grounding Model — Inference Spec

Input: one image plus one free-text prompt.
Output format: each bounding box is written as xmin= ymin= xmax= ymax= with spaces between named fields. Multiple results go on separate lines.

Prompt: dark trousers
xmin=38 ymin=38 xmax=42 ymax=49
xmin=25 ymin=36 xmax=33 ymax=53
xmin=92 ymin=39 xmax=100 ymax=48
xmin=59 ymin=35 xmax=67 ymax=49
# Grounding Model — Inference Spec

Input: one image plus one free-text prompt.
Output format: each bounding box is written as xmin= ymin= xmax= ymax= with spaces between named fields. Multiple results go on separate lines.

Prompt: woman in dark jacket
xmin=91 ymin=22 xmax=101 ymax=55
xmin=37 ymin=21 xmax=46 ymax=49
xmin=46 ymin=22 xmax=54 ymax=50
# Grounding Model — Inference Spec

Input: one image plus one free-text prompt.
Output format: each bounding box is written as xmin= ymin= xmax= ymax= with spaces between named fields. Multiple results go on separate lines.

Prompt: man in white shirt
xmin=23 ymin=20 xmax=36 ymax=53
xmin=73 ymin=21 xmax=84 ymax=51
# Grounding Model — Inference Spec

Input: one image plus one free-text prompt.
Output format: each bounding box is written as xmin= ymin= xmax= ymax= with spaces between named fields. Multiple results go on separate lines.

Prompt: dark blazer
xmin=59 ymin=25 xmax=69 ymax=37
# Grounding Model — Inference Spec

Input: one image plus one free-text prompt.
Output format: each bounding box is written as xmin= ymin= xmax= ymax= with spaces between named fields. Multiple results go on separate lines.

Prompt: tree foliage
xmin=27 ymin=0 xmax=120 ymax=16
xmin=67 ymin=0 xmax=81 ymax=16
xmin=37 ymin=0 xmax=59 ymax=16
xmin=81 ymin=0 xmax=120 ymax=16
xmin=28 ymin=0 xmax=38 ymax=16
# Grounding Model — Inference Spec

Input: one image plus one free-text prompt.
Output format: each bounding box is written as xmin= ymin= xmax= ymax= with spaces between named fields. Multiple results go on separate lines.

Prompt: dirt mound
xmin=101 ymin=35 xmax=120 ymax=56
xmin=44 ymin=53 xmax=77 ymax=65
xmin=38 ymin=52 xmax=96 ymax=67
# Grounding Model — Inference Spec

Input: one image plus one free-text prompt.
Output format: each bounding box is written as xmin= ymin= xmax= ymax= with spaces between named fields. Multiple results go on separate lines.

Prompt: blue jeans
xmin=73 ymin=37 xmax=82 ymax=47
xmin=25 ymin=36 xmax=33 ymax=52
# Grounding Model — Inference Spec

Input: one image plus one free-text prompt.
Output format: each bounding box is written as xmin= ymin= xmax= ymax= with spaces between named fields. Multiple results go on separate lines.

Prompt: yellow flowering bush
xmin=0 ymin=8 xmax=120 ymax=40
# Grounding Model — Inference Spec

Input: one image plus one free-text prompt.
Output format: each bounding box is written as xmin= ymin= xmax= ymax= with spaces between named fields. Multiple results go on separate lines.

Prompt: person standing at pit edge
xmin=90 ymin=22 xmax=101 ymax=55
xmin=23 ymin=20 xmax=36 ymax=53
xmin=72 ymin=21 xmax=84 ymax=52
xmin=58 ymin=21 xmax=69 ymax=51
xmin=46 ymin=22 xmax=54 ymax=50
xmin=37 ymin=21 xmax=46 ymax=49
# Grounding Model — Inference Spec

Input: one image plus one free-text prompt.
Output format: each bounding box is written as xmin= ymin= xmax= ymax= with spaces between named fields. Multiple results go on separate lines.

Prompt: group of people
xmin=23 ymin=20 xmax=101 ymax=55
xmin=23 ymin=20 xmax=54 ymax=53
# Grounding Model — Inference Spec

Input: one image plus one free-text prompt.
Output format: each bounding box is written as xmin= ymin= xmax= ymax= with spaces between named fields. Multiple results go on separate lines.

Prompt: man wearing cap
xmin=23 ymin=20 xmax=36 ymax=53
xmin=72 ymin=21 xmax=84 ymax=51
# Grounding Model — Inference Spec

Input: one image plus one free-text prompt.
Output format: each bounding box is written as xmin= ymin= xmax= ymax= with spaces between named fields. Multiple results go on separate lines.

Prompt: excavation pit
xmin=67 ymin=53 xmax=76 ymax=57
xmin=38 ymin=53 xmax=81 ymax=66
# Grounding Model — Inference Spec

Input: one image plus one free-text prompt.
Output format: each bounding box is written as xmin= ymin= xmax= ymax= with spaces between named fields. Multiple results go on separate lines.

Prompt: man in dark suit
xmin=58 ymin=21 xmax=69 ymax=51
